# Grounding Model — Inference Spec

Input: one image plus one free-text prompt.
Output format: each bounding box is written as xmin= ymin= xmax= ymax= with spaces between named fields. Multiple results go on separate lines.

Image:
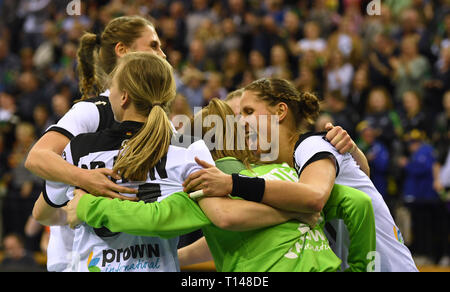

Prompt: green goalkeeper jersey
xmin=76 ymin=158 xmax=375 ymax=272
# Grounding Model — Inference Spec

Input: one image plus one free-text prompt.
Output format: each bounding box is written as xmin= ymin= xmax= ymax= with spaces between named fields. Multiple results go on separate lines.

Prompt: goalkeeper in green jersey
xmin=66 ymin=99 xmax=376 ymax=272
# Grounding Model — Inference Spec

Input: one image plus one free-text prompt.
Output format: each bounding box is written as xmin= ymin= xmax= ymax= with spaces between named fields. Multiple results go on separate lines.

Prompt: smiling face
xmin=240 ymin=90 xmax=277 ymax=154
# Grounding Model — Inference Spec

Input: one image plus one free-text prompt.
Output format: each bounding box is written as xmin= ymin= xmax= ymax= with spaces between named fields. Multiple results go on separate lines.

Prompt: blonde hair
xmin=112 ymin=52 xmax=176 ymax=181
xmin=77 ymin=16 xmax=155 ymax=100
xmin=193 ymin=98 xmax=258 ymax=168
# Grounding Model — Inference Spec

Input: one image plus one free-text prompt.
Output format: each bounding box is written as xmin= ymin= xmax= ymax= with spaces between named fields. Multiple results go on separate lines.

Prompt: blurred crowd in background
xmin=0 ymin=0 xmax=449 ymax=270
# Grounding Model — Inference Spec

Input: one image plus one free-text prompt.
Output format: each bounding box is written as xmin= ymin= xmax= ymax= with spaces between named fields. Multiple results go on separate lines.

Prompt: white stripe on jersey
xmin=294 ymin=135 xmax=418 ymax=272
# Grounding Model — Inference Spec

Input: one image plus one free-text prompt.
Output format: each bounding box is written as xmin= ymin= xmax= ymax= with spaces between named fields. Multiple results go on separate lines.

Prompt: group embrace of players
xmin=25 ymin=16 xmax=418 ymax=272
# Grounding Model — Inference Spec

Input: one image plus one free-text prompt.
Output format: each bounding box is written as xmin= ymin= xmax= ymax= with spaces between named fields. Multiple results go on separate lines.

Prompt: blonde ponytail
xmin=111 ymin=52 xmax=176 ymax=181
xmin=114 ymin=105 xmax=173 ymax=181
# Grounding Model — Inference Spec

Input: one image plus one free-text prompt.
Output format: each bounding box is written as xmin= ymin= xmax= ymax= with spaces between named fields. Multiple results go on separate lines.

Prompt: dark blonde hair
xmin=193 ymin=98 xmax=258 ymax=168
xmin=225 ymin=88 xmax=244 ymax=102
xmin=112 ymin=52 xmax=176 ymax=181
xmin=244 ymin=78 xmax=321 ymax=131
xmin=77 ymin=16 xmax=155 ymax=100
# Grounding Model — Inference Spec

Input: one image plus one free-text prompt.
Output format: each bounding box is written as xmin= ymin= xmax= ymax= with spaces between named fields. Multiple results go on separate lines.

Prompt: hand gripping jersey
xmin=293 ymin=132 xmax=418 ymax=272
xmin=44 ymin=121 xmax=214 ymax=272
xmin=75 ymin=157 xmax=376 ymax=272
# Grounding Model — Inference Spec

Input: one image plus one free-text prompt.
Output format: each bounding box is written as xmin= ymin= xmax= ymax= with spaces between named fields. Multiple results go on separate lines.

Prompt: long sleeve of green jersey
xmin=323 ymin=184 xmax=376 ymax=272
xmin=76 ymin=192 xmax=211 ymax=239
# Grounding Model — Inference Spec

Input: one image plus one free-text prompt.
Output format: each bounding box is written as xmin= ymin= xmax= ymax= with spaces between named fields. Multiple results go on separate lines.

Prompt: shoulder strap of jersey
xmin=83 ymin=95 xmax=116 ymax=132
xmin=292 ymin=131 xmax=328 ymax=175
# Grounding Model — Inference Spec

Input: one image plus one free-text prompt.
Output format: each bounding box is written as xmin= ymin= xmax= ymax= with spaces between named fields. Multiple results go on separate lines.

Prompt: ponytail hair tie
xmin=96 ymin=34 xmax=102 ymax=46
xmin=152 ymin=103 xmax=163 ymax=108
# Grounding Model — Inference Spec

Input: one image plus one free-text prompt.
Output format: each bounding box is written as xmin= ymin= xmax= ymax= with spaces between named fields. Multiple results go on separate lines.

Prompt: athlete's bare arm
xmin=25 ymin=131 xmax=137 ymax=200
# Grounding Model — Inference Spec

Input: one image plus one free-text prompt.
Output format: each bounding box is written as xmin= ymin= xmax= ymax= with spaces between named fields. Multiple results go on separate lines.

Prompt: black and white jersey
xmin=44 ymin=121 xmax=214 ymax=272
xmin=45 ymin=90 xmax=116 ymax=140
xmin=293 ymin=132 xmax=417 ymax=272
xmin=45 ymin=90 xmax=115 ymax=272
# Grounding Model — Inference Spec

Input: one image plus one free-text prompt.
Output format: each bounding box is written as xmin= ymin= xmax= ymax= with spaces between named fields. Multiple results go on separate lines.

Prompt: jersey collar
xmin=110 ymin=121 xmax=144 ymax=138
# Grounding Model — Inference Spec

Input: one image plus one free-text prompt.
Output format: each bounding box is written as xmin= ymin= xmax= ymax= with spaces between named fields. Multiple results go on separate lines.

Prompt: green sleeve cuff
xmin=76 ymin=194 xmax=103 ymax=226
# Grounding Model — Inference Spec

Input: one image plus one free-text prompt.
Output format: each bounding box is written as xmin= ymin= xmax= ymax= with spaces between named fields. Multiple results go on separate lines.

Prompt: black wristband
xmin=231 ymin=173 xmax=266 ymax=203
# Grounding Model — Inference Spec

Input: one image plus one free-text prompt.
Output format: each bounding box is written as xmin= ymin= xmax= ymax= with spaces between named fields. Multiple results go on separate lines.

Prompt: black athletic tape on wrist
xmin=231 ymin=173 xmax=265 ymax=203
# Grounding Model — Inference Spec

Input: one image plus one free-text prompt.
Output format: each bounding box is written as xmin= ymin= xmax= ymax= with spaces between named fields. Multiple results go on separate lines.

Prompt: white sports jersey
xmin=46 ymin=226 xmax=75 ymax=272
xmin=44 ymin=91 xmax=114 ymax=272
xmin=45 ymin=91 xmax=115 ymax=140
xmin=293 ymin=133 xmax=418 ymax=272
xmin=44 ymin=121 xmax=214 ymax=272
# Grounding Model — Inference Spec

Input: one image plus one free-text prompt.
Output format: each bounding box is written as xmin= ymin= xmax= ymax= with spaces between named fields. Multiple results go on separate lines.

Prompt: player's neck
xmin=121 ymin=109 xmax=147 ymax=123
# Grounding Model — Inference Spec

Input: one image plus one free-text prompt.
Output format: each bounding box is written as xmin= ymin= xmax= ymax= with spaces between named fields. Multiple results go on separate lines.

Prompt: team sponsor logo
xmin=393 ymin=226 xmax=405 ymax=244
xmin=284 ymin=222 xmax=330 ymax=259
xmin=86 ymin=244 xmax=161 ymax=272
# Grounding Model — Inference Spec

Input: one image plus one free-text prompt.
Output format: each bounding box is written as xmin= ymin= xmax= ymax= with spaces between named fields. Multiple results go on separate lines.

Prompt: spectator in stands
xmin=399 ymin=91 xmax=431 ymax=136
xmin=2 ymin=122 xmax=42 ymax=237
xmin=363 ymin=87 xmax=402 ymax=150
xmin=391 ymin=35 xmax=431 ymax=106
xmin=186 ymin=38 xmax=216 ymax=72
xmin=399 ymin=129 xmax=441 ymax=265
xmin=349 ymin=67 xmax=371 ymax=118
xmin=0 ymin=233 xmax=40 ymax=272
xmin=264 ymin=44 xmax=293 ymax=80
xmin=222 ymin=49 xmax=246 ymax=91
xmin=0 ymin=39 xmax=20 ymax=90
xmin=356 ymin=120 xmax=390 ymax=200
xmin=16 ymin=71 xmax=45 ymax=122
xmin=432 ymin=96 xmax=450 ymax=266
xmin=432 ymin=90 xmax=450 ymax=168
xmin=32 ymin=104 xmax=53 ymax=137
xmin=168 ymin=1 xmax=187 ymax=54
xmin=185 ymin=0 xmax=218 ymax=46
xmin=178 ymin=67 xmax=206 ymax=110
xmin=367 ymin=32 xmax=396 ymax=93
xmin=281 ymin=11 xmax=302 ymax=55
xmin=327 ymin=16 xmax=363 ymax=67
xmin=202 ymin=72 xmax=227 ymax=101
xmin=16 ymin=0 xmax=51 ymax=50
xmin=50 ymin=94 xmax=71 ymax=122
xmin=322 ymin=90 xmax=358 ymax=138
xmin=326 ymin=50 xmax=354 ymax=98
xmin=295 ymin=65 xmax=319 ymax=96
xmin=424 ymin=46 xmax=450 ymax=116
xmin=248 ymin=50 xmax=267 ymax=80
xmin=0 ymin=89 xmax=18 ymax=125
xmin=194 ymin=19 xmax=222 ymax=63
xmin=220 ymin=18 xmax=243 ymax=55
xmin=294 ymin=21 xmax=327 ymax=57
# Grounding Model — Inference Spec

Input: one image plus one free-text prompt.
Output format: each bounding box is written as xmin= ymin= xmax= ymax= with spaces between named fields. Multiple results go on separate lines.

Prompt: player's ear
xmin=276 ymin=102 xmax=288 ymax=122
xmin=115 ymin=42 xmax=130 ymax=58
xmin=121 ymin=92 xmax=130 ymax=107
